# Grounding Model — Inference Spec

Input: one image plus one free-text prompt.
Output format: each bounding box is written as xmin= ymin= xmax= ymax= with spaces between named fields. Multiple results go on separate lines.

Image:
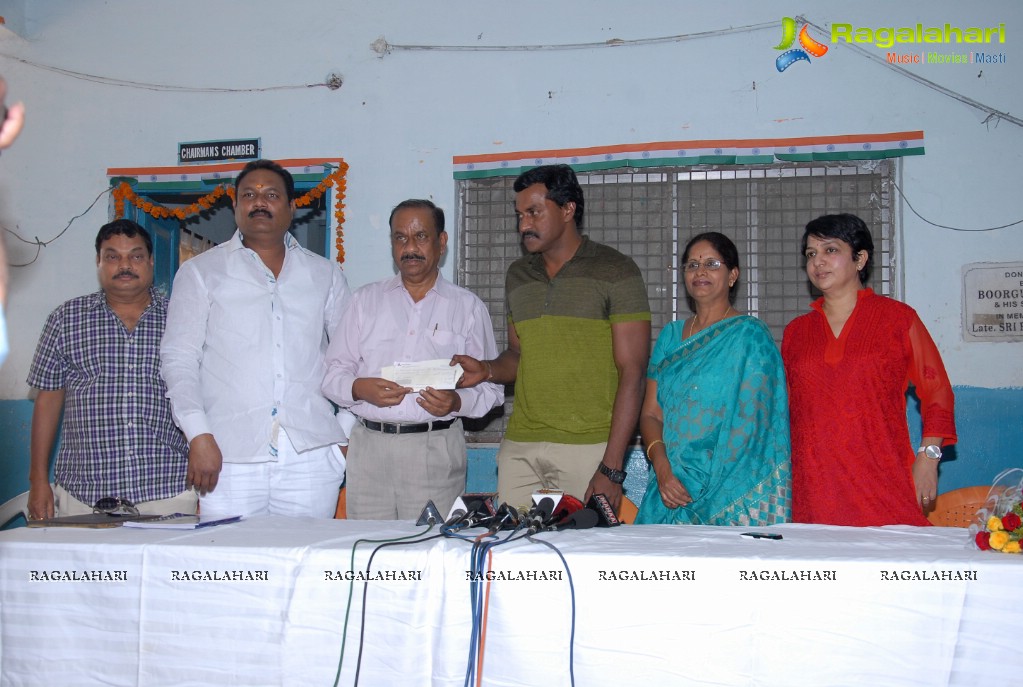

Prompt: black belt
xmin=360 ymin=418 xmax=456 ymax=435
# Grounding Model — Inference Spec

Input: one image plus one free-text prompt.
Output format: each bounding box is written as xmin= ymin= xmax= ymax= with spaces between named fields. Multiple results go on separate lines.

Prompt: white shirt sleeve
xmin=321 ymin=286 xmax=363 ymax=407
xmin=159 ymin=261 xmax=213 ymax=443
xmin=324 ymin=263 xmax=352 ymax=345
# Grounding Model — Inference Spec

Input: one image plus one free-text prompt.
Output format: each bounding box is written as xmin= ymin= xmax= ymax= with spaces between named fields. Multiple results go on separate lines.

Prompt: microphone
xmin=446 ymin=493 xmax=497 ymax=522
xmin=548 ymin=508 xmax=599 ymax=531
xmin=523 ymin=496 xmax=556 ymax=534
xmin=531 ymin=489 xmax=563 ymax=513
xmin=444 ymin=493 xmax=497 ymax=528
xmin=547 ymin=495 xmax=584 ymax=528
xmin=476 ymin=500 xmax=519 ymax=535
xmin=416 ymin=500 xmax=443 ymax=526
xmin=443 ymin=500 xmax=476 ymax=527
xmin=462 ymin=500 xmax=499 ymax=528
xmin=485 ymin=503 xmax=521 ymax=534
xmin=587 ymin=493 xmax=622 ymax=527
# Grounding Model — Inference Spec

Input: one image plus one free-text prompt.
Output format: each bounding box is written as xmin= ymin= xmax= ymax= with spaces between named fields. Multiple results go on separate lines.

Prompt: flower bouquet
xmin=971 ymin=468 xmax=1023 ymax=554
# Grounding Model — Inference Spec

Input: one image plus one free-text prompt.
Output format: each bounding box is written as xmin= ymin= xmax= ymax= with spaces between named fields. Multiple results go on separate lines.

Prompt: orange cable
xmin=476 ymin=547 xmax=494 ymax=687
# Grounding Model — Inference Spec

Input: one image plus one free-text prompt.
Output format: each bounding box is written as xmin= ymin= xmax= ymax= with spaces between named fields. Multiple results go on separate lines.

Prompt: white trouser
xmin=199 ymin=427 xmax=346 ymax=518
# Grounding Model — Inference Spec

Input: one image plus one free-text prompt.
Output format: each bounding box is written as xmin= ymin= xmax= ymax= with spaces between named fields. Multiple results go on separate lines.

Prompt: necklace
xmin=686 ymin=306 xmax=736 ymax=339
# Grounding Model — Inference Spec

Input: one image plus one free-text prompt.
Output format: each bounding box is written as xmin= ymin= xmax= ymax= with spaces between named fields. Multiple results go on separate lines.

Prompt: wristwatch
xmin=597 ymin=462 xmax=627 ymax=485
xmin=917 ymin=445 xmax=942 ymax=461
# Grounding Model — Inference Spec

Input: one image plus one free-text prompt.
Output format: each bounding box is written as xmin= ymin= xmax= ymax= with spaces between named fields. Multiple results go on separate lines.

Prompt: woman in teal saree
xmin=636 ymin=233 xmax=791 ymax=525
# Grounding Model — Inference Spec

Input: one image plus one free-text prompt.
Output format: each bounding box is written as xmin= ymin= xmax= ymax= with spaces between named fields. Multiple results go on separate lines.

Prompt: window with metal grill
xmin=456 ymin=160 xmax=896 ymax=440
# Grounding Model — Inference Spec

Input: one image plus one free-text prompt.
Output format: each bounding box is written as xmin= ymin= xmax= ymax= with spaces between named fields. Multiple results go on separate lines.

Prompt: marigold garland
xmin=111 ymin=161 xmax=349 ymax=265
xmin=296 ymin=163 xmax=349 ymax=266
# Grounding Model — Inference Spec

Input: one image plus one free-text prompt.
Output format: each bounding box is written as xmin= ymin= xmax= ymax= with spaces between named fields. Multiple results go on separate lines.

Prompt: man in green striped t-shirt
xmin=455 ymin=165 xmax=650 ymax=511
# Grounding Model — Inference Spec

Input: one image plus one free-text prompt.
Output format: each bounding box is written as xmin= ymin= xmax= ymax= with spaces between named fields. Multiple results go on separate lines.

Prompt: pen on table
xmin=433 ymin=323 xmax=438 ymax=336
xmin=741 ymin=532 xmax=783 ymax=540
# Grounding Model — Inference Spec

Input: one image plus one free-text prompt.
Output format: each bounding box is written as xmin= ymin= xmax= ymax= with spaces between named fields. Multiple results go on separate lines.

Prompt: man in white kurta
xmin=322 ymin=199 xmax=503 ymax=519
xmin=161 ymin=160 xmax=351 ymax=517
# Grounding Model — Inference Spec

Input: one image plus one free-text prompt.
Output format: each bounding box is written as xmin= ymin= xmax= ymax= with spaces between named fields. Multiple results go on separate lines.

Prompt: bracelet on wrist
xmin=645 ymin=439 xmax=665 ymax=460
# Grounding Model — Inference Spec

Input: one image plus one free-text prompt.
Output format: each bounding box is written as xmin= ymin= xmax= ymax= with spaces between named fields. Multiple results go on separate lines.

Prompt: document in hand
xmin=381 ymin=359 xmax=463 ymax=391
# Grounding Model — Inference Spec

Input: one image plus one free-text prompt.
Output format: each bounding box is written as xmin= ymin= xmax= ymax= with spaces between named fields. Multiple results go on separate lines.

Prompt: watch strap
xmin=597 ymin=462 xmax=627 ymax=485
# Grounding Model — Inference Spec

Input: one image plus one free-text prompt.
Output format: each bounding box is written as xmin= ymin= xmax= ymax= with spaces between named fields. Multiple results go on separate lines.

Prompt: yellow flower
xmin=987 ymin=516 xmax=1004 ymax=532
xmin=989 ymin=530 xmax=1010 ymax=550
xmin=1003 ymin=540 xmax=1021 ymax=554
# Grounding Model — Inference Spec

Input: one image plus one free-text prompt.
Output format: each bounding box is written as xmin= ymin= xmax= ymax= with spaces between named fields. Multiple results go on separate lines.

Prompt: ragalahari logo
xmin=774 ymin=17 xmax=829 ymax=72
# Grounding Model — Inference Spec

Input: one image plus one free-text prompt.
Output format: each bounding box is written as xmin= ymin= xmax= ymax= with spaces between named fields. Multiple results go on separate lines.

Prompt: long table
xmin=1 ymin=516 xmax=1020 ymax=686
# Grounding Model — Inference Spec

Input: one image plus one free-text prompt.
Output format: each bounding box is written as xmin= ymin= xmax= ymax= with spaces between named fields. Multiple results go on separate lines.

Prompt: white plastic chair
xmin=0 ymin=490 xmax=29 ymax=528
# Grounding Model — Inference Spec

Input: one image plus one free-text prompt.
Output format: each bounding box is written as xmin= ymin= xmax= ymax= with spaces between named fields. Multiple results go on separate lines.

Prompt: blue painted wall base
xmin=3 ymin=385 xmax=1019 ymax=527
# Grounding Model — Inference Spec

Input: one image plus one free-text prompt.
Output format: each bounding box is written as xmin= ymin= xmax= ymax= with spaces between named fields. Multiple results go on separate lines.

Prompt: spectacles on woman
xmin=683 ymin=258 xmax=724 ymax=273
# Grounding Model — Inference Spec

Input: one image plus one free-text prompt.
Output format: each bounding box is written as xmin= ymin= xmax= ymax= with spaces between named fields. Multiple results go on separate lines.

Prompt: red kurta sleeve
xmin=906 ymin=314 xmax=957 ymax=446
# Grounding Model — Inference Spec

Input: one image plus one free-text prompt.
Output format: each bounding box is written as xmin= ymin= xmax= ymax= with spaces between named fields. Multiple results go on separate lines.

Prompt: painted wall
xmin=1 ymin=1 xmax=1020 ymax=509
xmin=2 ymin=387 xmax=1013 ymax=512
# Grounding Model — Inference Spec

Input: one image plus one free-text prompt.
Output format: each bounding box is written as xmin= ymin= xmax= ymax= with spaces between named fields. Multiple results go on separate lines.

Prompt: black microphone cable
xmin=463 ymin=510 xmax=531 ymax=686
xmin=449 ymin=496 xmax=563 ymax=687
xmin=350 ymin=531 xmax=453 ymax=687
xmin=524 ymin=532 xmax=578 ymax=687
xmin=332 ymin=522 xmax=442 ymax=687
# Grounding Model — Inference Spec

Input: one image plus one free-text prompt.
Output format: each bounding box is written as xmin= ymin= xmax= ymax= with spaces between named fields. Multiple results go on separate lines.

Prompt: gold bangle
xmin=645 ymin=439 xmax=665 ymax=459
xmin=484 ymin=361 xmax=494 ymax=381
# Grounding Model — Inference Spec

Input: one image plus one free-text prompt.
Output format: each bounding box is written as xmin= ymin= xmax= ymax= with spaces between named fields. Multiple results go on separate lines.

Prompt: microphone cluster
xmin=441 ymin=494 xmax=498 ymax=533
xmin=428 ymin=490 xmax=612 ymax=686
xmin=353 ymin=489 xmax=615 ymax=686
xmin=439 ymin=492 xmax=601 ymax=535
xmin=521 ymin=494 xmax=599 ymax=533
xmin=421 ymin=490 xmax=620 ymax=536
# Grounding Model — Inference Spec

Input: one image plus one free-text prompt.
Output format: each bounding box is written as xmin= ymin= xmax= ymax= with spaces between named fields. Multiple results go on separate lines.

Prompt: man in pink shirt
xmin=322 ymin=199 xmax=503 ymax=519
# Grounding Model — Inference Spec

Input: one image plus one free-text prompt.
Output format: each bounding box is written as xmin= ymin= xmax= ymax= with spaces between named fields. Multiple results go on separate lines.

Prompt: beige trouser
xmin=496 ymin=439 xmax=607 ymax=512
xmin=345 ymin=420 xmax=466 ymax=520
xmin=53 ymin=483 xmax=198 ymax=517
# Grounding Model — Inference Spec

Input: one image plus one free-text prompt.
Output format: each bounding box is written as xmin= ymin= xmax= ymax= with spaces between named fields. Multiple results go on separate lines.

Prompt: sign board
xmin=962 ymin=261 xmax=1023 ymax=342
xmin=178 ymin=138 xmax=260 ymax=165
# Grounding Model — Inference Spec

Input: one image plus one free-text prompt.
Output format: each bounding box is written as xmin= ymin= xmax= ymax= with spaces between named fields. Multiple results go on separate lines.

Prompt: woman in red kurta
xmin=782 ymin=214 xmax=956 ymax=526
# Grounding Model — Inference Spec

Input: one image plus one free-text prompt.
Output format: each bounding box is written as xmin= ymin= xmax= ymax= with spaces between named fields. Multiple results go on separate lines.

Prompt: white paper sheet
xmin=381 ymin=359 xmax=463 ymax=391
xmin=122 ymin=514 xmax=243 ymax=530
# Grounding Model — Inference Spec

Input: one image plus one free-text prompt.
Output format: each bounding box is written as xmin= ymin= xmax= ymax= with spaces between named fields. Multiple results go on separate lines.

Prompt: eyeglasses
xmin=93 ymin=497 xmax=139 ymax=517
xmin=683 ymin=259 xmax=724 ymax=273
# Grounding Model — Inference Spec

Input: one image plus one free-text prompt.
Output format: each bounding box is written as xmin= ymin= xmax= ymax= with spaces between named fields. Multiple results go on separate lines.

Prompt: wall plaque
xmin=962 ymin=262 xmax=1023 ymax=342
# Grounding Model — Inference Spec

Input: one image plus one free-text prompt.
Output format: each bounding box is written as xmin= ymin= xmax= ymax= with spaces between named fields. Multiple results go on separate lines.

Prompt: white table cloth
xmin=1 ymin=517 xmax=1020 ymax=686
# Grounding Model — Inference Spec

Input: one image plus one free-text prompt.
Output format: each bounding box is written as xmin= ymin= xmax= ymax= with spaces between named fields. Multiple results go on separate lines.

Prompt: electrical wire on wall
xmin=370 ymin=21 xmax=779 ymax=54
xmin=3 ymin=174 xmax=1019 ymax=274
xmin=371 ymin=15 xmax=1021 ymax=131
xmin=892 ymin=179 xmax=1023 ymax=232
xmin=795 ymin=17 xmax=1022 ymax=130
xmin=2 ymin=187 xmax=111 ymax=266
xmin=2 ymin=13 xmax=1020 ymax=271
xmin=0 ymin=52 xmax=343 ymax=92
xmin=0 ymin=14 xmax=1015 ymax=127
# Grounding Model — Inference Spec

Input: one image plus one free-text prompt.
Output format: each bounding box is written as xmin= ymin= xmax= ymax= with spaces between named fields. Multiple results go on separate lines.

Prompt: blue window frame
xmin=114 ymin=178 xmax=330 ymax=294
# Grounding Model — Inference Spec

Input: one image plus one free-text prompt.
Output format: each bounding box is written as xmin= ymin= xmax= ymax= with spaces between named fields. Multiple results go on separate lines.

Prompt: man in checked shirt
xmin=26 ymin=220 xmax=194 ymax=519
